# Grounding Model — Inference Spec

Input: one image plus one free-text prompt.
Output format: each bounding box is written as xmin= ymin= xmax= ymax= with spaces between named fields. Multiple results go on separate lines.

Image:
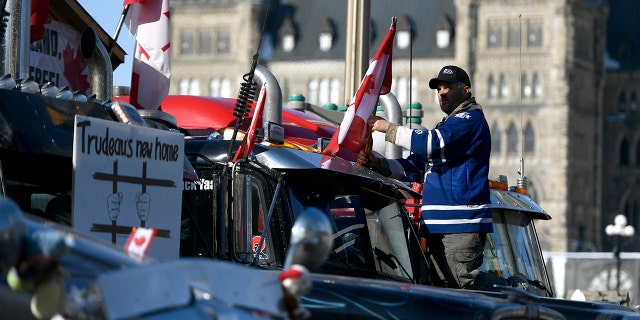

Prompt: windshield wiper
xmin=374 ymin=247 xmax=413 ymax=282
xmin=528 ymin=279 xmax=553 ymax=297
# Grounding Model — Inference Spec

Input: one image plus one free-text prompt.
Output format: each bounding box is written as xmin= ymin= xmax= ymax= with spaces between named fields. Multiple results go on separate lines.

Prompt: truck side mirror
xmin=284 ymin=207 xmax=333 ymax=271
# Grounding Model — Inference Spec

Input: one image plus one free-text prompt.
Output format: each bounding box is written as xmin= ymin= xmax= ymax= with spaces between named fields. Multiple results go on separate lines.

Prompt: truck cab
xmin=180 ymin=134 xmax=554 ymax=296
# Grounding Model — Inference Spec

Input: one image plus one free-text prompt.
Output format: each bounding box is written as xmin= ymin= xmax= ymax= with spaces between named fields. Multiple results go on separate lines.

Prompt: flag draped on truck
xmin=123 ymin=0 xmax=171 ymax=110
xmin=321 ymin=17 xmax=396 ymax=162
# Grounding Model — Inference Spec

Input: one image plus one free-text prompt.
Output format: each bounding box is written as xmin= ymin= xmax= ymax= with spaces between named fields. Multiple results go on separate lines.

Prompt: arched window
xmin=209 ymin=78 xmax=220 ymax=96
xmin=412 ymin=78 xmax=419 ymax=103
xmin=318 ymin=18 xmax=335 ymax=52
xmin=179 ymin=79 xmax=189 ymax=94
xmin=220 ymin=78 xmax=231 ymax=98
xmin=397 ymin=15 xmax=413 ymax=49
xmin=532 ymin=73 xmax=542 ymax=97
xmin=507 ymin=122 xmax=519 ymax=155
xmin=524 ymin=121 xmax=535 ymax=154
xmin=618 ymin=91 xmax=627 ymax=114
xmin=180 ymin=29 xmax=194 ymax=55
xmin=488 ymin=74 xmax=497 ymax=99
xmin=499 ymin=73 xmax=509 ymax=98
xmin=527 ymin=20 xmax=543 ymax=47
xmin=507 ymin=20 xmax=520 ymax=48
xmin=319 ymin=33 xmax=333 ymax=52
xmin=522 ymin=73 xmax=531 ymax=98
xmin=630 ymin=91 xmax=638 ymax=114
xmin=330 ymin=79 xmax=340 ymax=105
xmin=199 ymin=29 xmax=213 ymax=55
xmin=488 ymin=21 xmax=503 ymax=48
xmin=308 ymin=80 xmax=319 ymax=105
xmin=282 ymin=34 xmax=295 ymax=52
xmin=280 ymin=15 xmax=297 ymax=53
xmin=396 ymin=77 xmax=408 ymax=106
xmin=319 ymin=79 xmax=330 ymax=105
xmin=491 ymin=122 xmax=502 ymax=153
xmin=189 ymin=79 xmax=200 ymax=96
xmin=434 ymin=14 xmax=452 ymax=49
xmin=620 ymin=137 xmax=630 ymax=166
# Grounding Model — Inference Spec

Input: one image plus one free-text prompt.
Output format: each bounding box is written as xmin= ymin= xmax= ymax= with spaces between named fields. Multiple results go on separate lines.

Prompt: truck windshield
xmin=287 ymin=189 xmax=414 ymax=282
xmin=482 ymin=209 xmax=553 ymax=297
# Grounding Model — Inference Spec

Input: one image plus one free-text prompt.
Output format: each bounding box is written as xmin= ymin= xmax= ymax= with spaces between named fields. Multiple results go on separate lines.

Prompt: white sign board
xmin=72 ymin=116 xmax=183 ymax=260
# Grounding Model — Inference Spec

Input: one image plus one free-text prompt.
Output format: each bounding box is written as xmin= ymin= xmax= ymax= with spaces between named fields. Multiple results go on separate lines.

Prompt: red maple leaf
xmin=62 ymin=43 xmax=90 ymax=92
xmin=134 ymin=235 xmax=146 ymax=246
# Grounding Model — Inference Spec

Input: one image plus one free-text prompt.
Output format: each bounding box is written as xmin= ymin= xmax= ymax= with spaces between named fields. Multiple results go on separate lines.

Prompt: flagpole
xmin=109 ymin=4 xmax=130 ymax=58
xmin=365 ymin=16 xmax=396 ymax=156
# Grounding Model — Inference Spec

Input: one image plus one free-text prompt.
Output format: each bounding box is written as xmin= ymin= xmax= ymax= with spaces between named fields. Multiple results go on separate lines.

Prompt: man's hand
xmin=357 ymin=149 xmax=379 ymax=170
xmin=368 ymin=116 xmax=390 ymax=133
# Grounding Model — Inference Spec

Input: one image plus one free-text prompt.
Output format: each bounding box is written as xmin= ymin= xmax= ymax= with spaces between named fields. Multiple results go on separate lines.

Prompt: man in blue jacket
xmin=359 ymin=65 xmax=525 ymax=290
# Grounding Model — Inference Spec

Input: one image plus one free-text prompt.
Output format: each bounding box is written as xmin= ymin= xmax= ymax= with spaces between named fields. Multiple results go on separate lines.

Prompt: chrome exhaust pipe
xmin=81 ymin=28 xmax=113 ymax=101
xmin=378 ymin=93 xmax=403 ymax=158
xmin=253 ymin=64 xmax=282 ymax=127
xmin=254 ymin=65 xmax=283 ymax=143
xmin=1 ymin=0 xmax=31 ymax=79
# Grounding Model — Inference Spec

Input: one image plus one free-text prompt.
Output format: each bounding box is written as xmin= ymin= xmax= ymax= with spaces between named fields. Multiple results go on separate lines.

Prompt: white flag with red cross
xmin=124 ymin=0 xmax=171 ymax=110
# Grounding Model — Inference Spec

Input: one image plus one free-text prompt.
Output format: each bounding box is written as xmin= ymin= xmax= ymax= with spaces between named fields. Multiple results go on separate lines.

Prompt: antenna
xmin=109 ymin=4 xmax=130 ymax=57
xmin=408 ymin=24 xmax=413 ymax=129
xmin=517 ymin=14 xmax=528 ymax=190
xmin=226 ymin=0 xmax=272 ymax=161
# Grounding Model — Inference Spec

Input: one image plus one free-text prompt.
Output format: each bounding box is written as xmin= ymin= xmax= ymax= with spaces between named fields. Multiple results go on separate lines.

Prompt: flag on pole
xmin=321 ymin=17 xmax=396 ymax=162
xmin=30 ymin=0 xmax=50 ymax=43
xmin=124 ymin=0 xmax=171 ymax=110
xmin=232 ymin=84 xmax=267 ymax=163
xmin=124 ymin=227 xmax=157 ymax=262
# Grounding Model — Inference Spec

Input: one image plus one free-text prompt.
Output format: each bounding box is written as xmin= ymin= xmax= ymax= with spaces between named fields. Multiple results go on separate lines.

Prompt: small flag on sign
xmin=124 ymin=227 xmax=156 ymax=262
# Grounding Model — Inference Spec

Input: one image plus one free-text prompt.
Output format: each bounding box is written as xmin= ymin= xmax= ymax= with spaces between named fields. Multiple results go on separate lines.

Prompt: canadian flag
xmin=124 ymin=227 xmax=157 ymax=262
xmin=124 ymin=0 xmax=171 ymax=110
xmin=30 ymin=0 xmax=50 ymax=43
xmin=321 ymin=17 xmax=396 ymax=162
xmin=232 ymin=84 xmax=267 ymax=163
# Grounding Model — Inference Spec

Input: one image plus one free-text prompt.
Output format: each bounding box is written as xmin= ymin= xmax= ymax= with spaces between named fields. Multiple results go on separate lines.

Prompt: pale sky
xmin=77 ymin=1 xmax=135 ymax=87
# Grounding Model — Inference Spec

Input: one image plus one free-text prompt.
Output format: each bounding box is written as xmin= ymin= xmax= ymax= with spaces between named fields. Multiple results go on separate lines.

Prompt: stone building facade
xmin=170 ymin=0 xmax=266 ymax=98
xmin=168 ymin=0 xmax=640 ymax=253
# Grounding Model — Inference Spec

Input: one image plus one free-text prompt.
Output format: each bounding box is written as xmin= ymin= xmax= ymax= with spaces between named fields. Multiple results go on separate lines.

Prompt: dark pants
xmin=426 ymin=232 xmax=509 ymax=290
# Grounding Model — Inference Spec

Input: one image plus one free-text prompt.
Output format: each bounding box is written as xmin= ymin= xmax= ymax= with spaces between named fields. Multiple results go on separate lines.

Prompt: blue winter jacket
xmin=386 ymin=98 xmax=492 ymax=234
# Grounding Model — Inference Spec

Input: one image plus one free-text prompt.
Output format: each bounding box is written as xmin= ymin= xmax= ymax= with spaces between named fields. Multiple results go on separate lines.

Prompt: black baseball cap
xmin=428 ymin=65 xmax=471 ymax=89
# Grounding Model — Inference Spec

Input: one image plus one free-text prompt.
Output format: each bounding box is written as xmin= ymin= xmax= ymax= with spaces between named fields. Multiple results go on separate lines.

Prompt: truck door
xmin=232 ymin=168 xmax=286 ymax=268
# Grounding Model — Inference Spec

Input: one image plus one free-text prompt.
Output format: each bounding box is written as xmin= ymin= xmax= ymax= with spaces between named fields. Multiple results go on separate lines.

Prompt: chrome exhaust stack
xmin=254 ymin=65 xmax=284 ymax=144
xmin=81 ymin=28 xmax=113 ymax=101
xmin=377 ymin=93 xmax=403 ymax=159
xmin=1 ymin=0 xmax=31 ymax=80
